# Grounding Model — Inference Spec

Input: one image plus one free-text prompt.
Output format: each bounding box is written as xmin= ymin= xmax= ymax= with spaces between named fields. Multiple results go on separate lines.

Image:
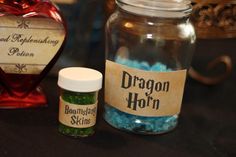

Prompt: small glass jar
xmin=58 ymin=67 xmax=103 ymax=137
xmin=104 ymin=0 xmax=196 ymax=134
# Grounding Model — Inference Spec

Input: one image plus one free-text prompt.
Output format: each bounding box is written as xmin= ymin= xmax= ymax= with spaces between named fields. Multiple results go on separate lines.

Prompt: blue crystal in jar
xmin=104 ymin=57 xmax=178 ymax=134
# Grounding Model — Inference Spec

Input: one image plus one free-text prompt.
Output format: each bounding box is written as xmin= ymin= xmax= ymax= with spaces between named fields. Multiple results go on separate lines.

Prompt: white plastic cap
xmin=58 ymin=67 xmax=103 ymax=92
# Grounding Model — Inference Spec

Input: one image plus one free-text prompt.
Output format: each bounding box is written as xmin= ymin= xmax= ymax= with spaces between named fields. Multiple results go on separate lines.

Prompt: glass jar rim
xmin=116 ymin=0 xmax=192 ymax=17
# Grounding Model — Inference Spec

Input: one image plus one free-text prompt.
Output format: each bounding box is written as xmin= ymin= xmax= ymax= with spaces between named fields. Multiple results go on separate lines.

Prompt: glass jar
xmin=104 ymin=0 xmax=196 ymax=134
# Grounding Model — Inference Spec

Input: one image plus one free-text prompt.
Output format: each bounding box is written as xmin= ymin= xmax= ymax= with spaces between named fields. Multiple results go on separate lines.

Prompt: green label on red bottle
xmin=0 ymin=16 xmax=65 ymax=74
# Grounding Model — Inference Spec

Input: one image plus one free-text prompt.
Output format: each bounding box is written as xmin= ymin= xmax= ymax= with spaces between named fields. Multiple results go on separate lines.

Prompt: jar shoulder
xmin=106 ymin=11 xmax=196 ymax=40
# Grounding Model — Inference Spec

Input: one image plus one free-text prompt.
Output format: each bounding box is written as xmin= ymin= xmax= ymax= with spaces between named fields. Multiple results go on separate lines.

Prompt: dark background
xmin=0 ymin=0 xmax=235 ymax=157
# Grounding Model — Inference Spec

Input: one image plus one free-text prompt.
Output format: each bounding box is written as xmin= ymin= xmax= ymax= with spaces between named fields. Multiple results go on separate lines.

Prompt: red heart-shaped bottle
xmin=0 ymin=0 xmax=66 ymax=108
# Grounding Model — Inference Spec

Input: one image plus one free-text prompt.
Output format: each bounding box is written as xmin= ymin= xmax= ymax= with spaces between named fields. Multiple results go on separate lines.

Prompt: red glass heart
xmin=0 ymin=0 xmax=66 ymax=108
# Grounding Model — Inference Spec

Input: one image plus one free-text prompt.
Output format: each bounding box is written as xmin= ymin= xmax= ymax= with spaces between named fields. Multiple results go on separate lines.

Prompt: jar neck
xmin=117 ymin=6 xmax=190 ymax=25
xmin=116 ymin=0 xmax=192 ymax=18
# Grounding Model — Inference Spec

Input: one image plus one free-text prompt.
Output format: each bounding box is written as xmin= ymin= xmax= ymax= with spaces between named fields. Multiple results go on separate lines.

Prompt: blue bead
xmin=140 ymin=61 xmax=150 ymax=70
xmin=151 ymin=62 xmax=168 ymax=72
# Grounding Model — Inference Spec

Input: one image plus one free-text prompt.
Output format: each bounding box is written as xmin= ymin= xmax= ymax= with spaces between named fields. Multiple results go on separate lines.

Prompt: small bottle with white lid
xmin=57 ymin=67 xmax=103 ymax=137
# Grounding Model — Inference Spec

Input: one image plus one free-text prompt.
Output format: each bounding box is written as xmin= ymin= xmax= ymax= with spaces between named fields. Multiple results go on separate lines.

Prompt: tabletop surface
xmin=0 ymin=63 xmax=235 ymax=157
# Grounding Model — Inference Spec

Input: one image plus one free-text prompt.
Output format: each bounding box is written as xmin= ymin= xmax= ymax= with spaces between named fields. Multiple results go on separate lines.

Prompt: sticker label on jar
xmin=0 ymin=16 xmax=65 ymax=74
xmin=105 ymin=60 xmax=187 ymax=117
xmin=59 ymin=97 xmax=97 ymax=128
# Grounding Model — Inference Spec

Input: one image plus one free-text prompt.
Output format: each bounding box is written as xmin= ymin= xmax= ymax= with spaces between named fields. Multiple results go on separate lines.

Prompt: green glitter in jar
xmin=58 ymin=90 xmax=97 ymax=137
xmin=57 ymin=67 xmax=103 ymax=138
